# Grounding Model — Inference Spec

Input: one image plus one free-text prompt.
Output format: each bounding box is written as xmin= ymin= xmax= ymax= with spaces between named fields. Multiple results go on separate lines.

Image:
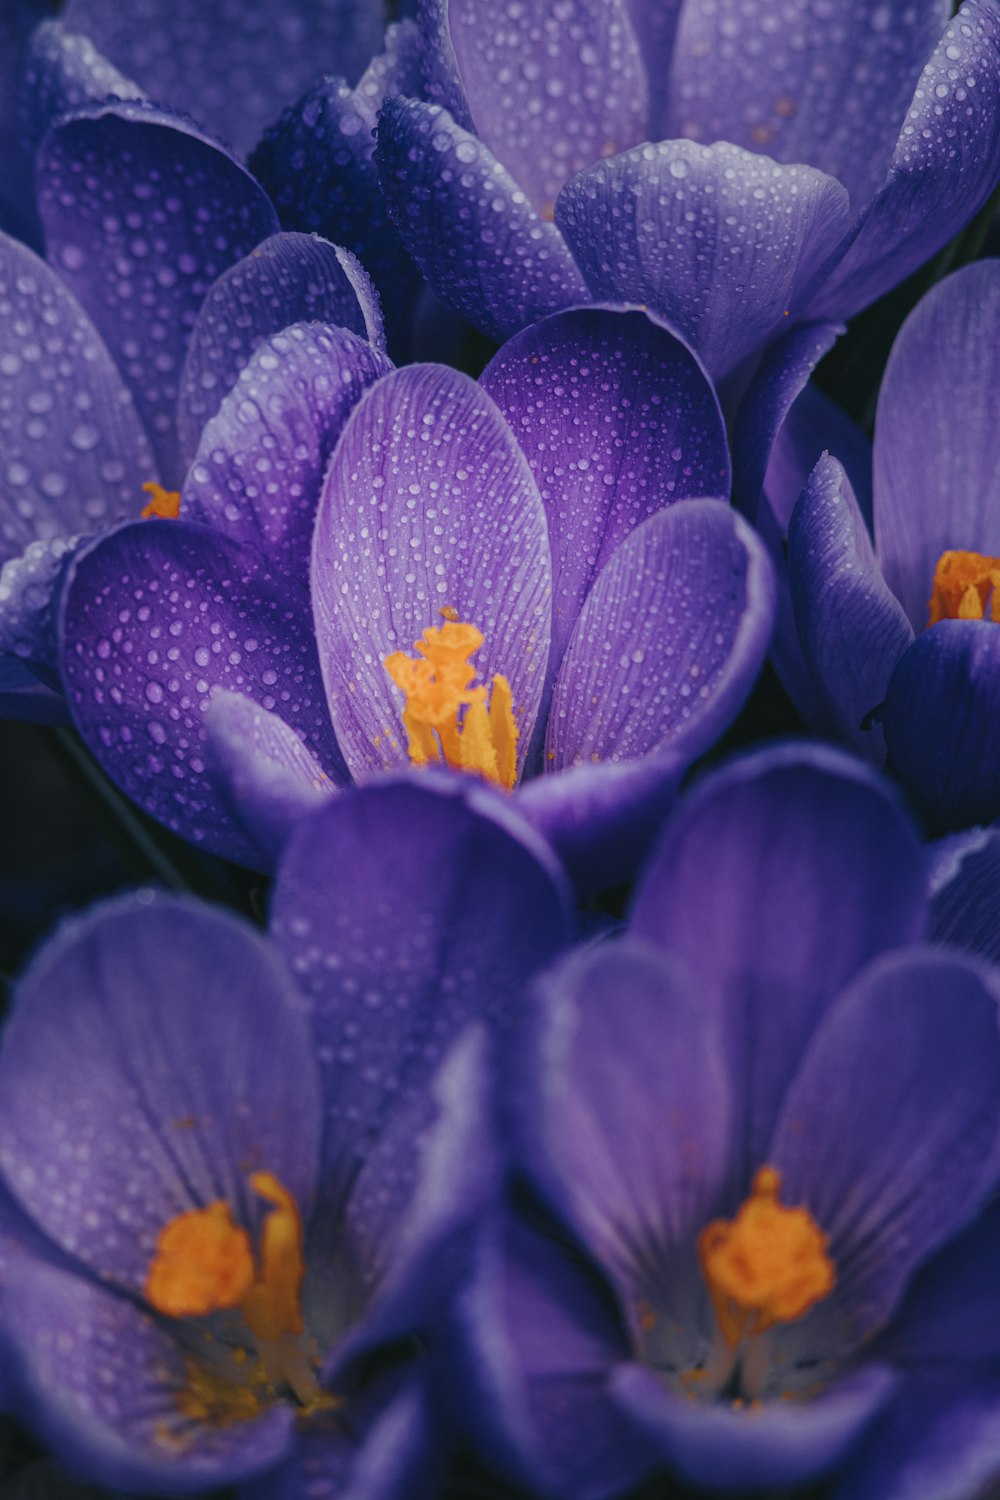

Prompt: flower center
xmin=928 ymin=549 xmax=1000 ymax=625
xmin=383 ymin=609 xmax=518 ymax=789
xmin=697 ymin=1166 xmax=835 ymax=1348
xmin=146 ymin=1171 xmax=328 ymax=1418
xmin=140 ymin=482 xmax=181 ymax=520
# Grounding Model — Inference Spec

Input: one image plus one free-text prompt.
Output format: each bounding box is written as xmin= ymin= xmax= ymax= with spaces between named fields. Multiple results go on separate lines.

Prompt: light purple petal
xmin=630 ymin=744 xmax=928 ymax=1183
xmin=19 ymin=21 xmax=146 ymax=150
xmin=182 ymin=321 xmax=392 ymax=579
xmin=873 ymin=260 xmax=1000 ymax=630
xmin=204 ymin=690 xmax=338 ymax=868
xmin=788 ymin=454 xmax=914 ymax=759
xmin=177 ymin=233 xmax=384 ymax=466
xmin=806 ymin=0 xmax=1000 ymax=323
xmin=625 ymin=0 xmax=684 ymax=139
xmin=376 ymin=96 xmax=590 ymax=344
xmin=929 ymin=826 xmax=1000 ymax=966
xmin=37 ymin=102 xmax=280 ymax=485
xmin=555 ymin=140 xmax=851 ymax=381
xmin=480 ymin=305 xmax=729 ymax=691
xmin=0 ymin=533 xmax=81 ymax=687
xmin=0 ymin=230 xmax=155 ymax=564
xmin=60 ymin=520 xmax=339 ymax=866
xmin=447 ymin=0 xmax=647 ymax=213
xmin=311 ymin=364 xmax=552 ymax=783
xmin=771 ymin=947 xmax=1000 ymax=1350
xmin=667 ymin=0 xmax=948 ymax=215
xmin=0 ymin=892 xmax=320 ymax=1293
xmin=545 ymin=500 xmax=775 ymax=770
xmin=271 ymin=777 xmax=571 ymax=1187
xmin=60 ymin=0 xmax=384 ymax=157
xmin=763 ymin=378 xmax=873 ymax=532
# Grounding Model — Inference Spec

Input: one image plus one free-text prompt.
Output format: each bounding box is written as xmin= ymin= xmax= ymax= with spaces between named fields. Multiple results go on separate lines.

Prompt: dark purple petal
xmin=764 ymin=378 xmax=873 ymax=533
xmin=523 ymin=941 xmax=731 ymax=1290
xmin=353 ymin=20 xmax=427 ymax=126
xmin=730 ymin=321 xmax=843 ymax=522
xmin=928 ymin=826 xmax=1000 ymax=965
xmin=447 ymin=0 xmax=647 ymax=214
xmin=0 ymin=892 xmax=320 ymax=1292
xmin=883 ymin=621 xmax=1000 ymax=831
xmin=545 ymin=500 xmax=775 ymax=770
xmin=271 ymin=776 xmax=571 ymax=1185
xmin=3 ymin=1254 xmax=295 ymax=1492
xmin=630 ymin=744 xmax=928 ymax=1182
xmin=37 ymin=102 xmax=280 ymax=485
xmin=311 ymin=364 xmax=552 ymax=783
xmin=880 ymin=1199 xmax=1000 ymax=1363
xmin=480 ymin=305 xmax=729 ymax=690
xmin=177 ymin=233 xmax=384 ymax=466
xmin=60 ymin=0 xmax=383 ymax=157
xmin=60 ymin=520 xmax=339 ymax=866
xmin=0 ymin=231 xmax=155 ymax=564
xmin=873 ymin=261 xmax=1000 ymax=630
xmin=0 ymin=656 xmax=69 ymax=723
xmin=788 ymin=454 xmax=914 ymax=759
xmin=555 ymin=141 xmax=851 ymax=381
xmin=770 ymin=948 xmax=1000 ymax=1350
xmin=204 ymin=690 xmax=338 ymax=868
xmin=666 ymin=0 xmax=948 ymax=215
xmin=20 ymin=21 xmax=146 ymax=151
xmin=376 ymin=97 xmax=590 ymax=344
xmin=0 ymin=534 xmax=81 ymax=688
xmin=806 ymin=0 xmax=1000 ymax=323
xmin=182 ymin=321 xmax=391 ymax=579
xmin=613 ymin=1359 xmax=897 ymax=1493
xmin=0 ymin=0 xmax=49 ymax=247
xmin=624 ymin=0 xmax=684 ymax=138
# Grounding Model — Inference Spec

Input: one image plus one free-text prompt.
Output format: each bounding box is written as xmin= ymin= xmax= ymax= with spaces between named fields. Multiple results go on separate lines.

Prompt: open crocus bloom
xmin=787 ymin=260 xmax=1000 ymax=830
xmin=455 ymin=744 xmax=1000 ymax=1498
xmin=59 ymin=306 xmax=775 ymax=888
xmin=0 ymin=775 xmax=571 ymax=1493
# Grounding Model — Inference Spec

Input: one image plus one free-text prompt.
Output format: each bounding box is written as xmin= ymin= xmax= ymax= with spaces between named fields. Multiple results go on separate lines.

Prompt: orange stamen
xmin=928 ymin=550 xmax=1000 ymax=626
xmin=145 ymin=1201 xmax=254 ymax=1318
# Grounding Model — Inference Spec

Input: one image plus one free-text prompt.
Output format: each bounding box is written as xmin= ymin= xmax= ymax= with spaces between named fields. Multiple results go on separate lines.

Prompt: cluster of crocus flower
xmin=0 ymin=0 xmax=999 ymax=1497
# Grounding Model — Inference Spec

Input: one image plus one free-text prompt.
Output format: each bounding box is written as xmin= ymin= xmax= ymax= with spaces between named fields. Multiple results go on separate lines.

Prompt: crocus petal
xmin=521 ymin=940 xmax=731 ymax=1291
xmin=880 ymin=1199 xmax=1000 ymax=1364
xmin=545 ymin=500 xmax=775 ymax=770
xmin=176 ymin=233 xmax=384 ymax=467
xmin=376 ymin=97 xmax=590 ymax=343
xmin=271 ymin=777 xmax=571 ymax=1187
xmin=37 ymin=102 xmax=280 ymax=485
xmin=770 ymin=947 xmax=1000 ymax=1350
xmin=928 ymin=826 xmax=1000 ymax=965
xmin=0 ymin=231 xmax=155 ymax=565
xmin=446 ymin=0 xmax=647 ymax=214
xmin=873 ymin=260 xmax=1000 ymax=630
xmin=666 ymin=0 xmax=948 ymax=216
xmin=0 ymin=534 xmax=81 ymax=687
xmin=0 ymin=0 xmax=49 ymax=246
xmin=20 ymin=21 xmax=146 ymax=150
xmin=805 ymin=0 xmax=1000 ymax=323
xmin=788 ymin=454 xmax=914 ymax=758
xmin=624 ymin=0 xmax=685 ymax=139
xmin=613 ymin=1359 xmax=897 ymax=1494
xmin=60 ymin=520 xmax=339 ymax=866
xmin=60 ymin=0 xmax=383 ymax=157
xmin=480 ymin=305 xmax=729 ymax=690
xmin=630 ymin=744 xmax=928 ymax=1182
xmin=763 ymin=378 xmax=873 ymax=533
xmin=0 ymin=657 xmax=68 ymax=724
xmin=0 ymin=892 xmax=320 ymax=1293
xmin=555 ymin=140 xmax=851 ymax=382
xmin=204 ymin=689 xmax=337 ymax=868
xmin=311 ymin=364 xmax=552 ymax=783
xmin=3 ymin=1254 xmax=295 ymax=1493
xmin=883 ymin=621 xmax=1000 ymax=830
xmin=182 ymin=321 xmax=392 ymax=579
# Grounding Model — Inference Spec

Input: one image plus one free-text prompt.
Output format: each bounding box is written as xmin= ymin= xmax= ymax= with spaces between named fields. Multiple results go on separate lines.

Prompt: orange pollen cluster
xmin=928 ymin=549 xmax=1000 ymax=625
xmin=697 ymin=1166 xmax=836 ymax=1347
xmin=140 ymin=482 xmax=181 ymax=520
xmin=383 ymin=610 xmax=519 ymax=790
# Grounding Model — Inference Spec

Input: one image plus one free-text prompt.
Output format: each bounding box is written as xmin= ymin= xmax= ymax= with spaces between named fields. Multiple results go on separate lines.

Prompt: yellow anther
xmin=697 ymin=1166 xmax=835 ymax=1347
xmin=140 ymin=482 xmax=181 ymax=520
xmin=240 ymin=1172 xmax=307 ymax=1344
xmin=928 ymin=550 xmax=1000 ymax=626
xmin=146 ymin=1201 xmax=255 ymax=1318
xmin=383 ymin=611 xmax=519 ymax=790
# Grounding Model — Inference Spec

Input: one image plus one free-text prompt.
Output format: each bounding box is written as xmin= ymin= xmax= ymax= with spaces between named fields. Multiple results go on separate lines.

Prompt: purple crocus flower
xmin=786 ymin=259 xmax=1000 ymax=831
xmin=58 ymin=305 xmax=775 ymax=888
xmin=0 ymin=774 xmax=571 ymax=1493
xmin=453 ymin=742 xmax=1000 ymax=1498
xmin=374 ymin=0 xmax=1000 ymax=396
